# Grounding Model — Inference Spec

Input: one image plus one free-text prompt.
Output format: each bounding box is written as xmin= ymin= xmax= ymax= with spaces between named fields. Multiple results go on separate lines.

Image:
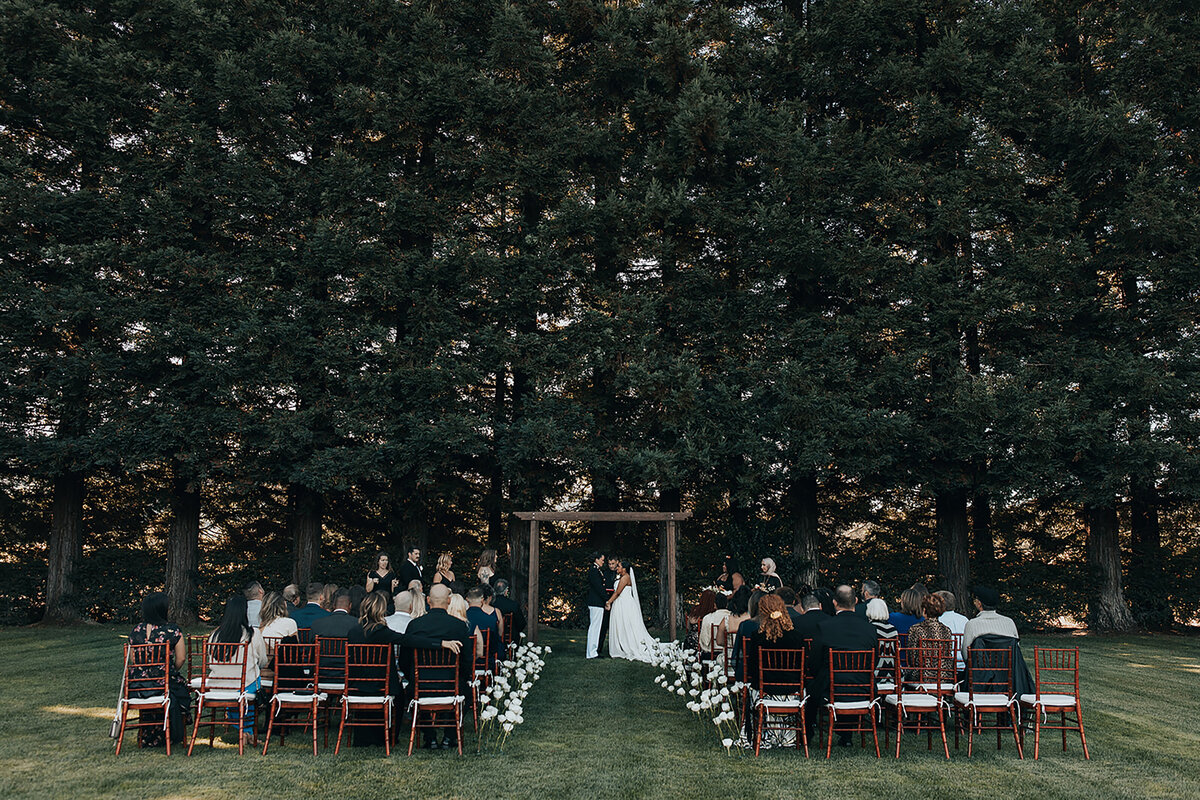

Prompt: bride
xmin=605 ymin=560 xmax=660 ymax=662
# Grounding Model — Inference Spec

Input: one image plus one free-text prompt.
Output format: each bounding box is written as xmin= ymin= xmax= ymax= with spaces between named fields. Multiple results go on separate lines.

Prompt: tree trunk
xmin=1129 ymin=478 xmax=1171 ymax=629
xmin=485 ymin=367 xmax=507 ymax=550
xmin=970 ymin=489 xmax=995 ymax=569
xmin=166 ymin=464 xmax=201 ymax=626
xmin=1084 ymin=503 xmax=1135 ymax=631
xmin=43 ymin=471 xmax=85 ymax=624
xmin=289 ymin=483 xmax=324 ymax=587
xmin=507 ymin=514 xmax=528 ymax=620
xmin=935 ymin=487 xmax=971 ymax=607
xmin=788 ymin=473 xmax=820 ymax=589
xmin=656 ymin=488 xmax=681 ymax=629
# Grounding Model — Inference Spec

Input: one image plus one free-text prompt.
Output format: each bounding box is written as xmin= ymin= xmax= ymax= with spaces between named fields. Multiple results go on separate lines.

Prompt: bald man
xmin=403 ymin=584 xmax=473 ymax=749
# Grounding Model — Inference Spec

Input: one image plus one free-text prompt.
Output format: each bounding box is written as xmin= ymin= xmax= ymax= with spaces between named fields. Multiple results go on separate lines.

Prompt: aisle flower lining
xmin=648 ymin=641 xmax=745 ymax=752
xmin=477 ymin=636 xmax=551 ymax=752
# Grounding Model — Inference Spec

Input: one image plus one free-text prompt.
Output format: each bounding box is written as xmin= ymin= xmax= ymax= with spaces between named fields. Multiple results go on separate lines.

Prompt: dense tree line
xmin=1 ymin=0 xmax=1196 ymax=629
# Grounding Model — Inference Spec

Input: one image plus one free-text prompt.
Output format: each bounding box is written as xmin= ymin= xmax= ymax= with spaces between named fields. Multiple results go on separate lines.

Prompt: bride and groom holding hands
xmin=585 ymin=552 xmax=659 ymax=662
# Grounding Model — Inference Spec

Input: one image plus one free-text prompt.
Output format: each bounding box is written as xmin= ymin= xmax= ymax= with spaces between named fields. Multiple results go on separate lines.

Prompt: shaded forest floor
xmin=0 ymin=627 xmax=1196 ymax=800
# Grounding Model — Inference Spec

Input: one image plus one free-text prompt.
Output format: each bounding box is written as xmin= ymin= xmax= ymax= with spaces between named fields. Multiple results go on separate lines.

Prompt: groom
xmin=585 ymin=552 xmax=609 ymax=659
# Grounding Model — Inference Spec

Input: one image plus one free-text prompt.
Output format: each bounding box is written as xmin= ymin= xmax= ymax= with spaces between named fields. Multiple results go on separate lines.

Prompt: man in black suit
xmin=585 ymin=552 xmax=608 ymax=659
xmin=403 ymin=584 xmax=472 ymax=749
xmin=398 ymin=546 xmax=424 ymax=592
xmin=310 ymin=588 xmax=359 ymax=677
xmin=289 ymin=582 xmax=331 ymax=629
xmin=596 ymin=556 xmax=618 ymax=656
xmin=855 ymin=579 xmax=882 ymax=618
xmin=777 ymin=587 xmax=803 ymax=627
xmin=492 ymin=578 xmax=526 ymax=641
xmin=812 ymin=584 xmax=878 ymax=745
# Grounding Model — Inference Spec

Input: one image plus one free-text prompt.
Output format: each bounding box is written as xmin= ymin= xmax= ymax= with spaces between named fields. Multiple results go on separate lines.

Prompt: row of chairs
xmin=728 ymin=641 xmax=1088 ymax=760
xmin=115 ymin=627 xmax=502 ymax=757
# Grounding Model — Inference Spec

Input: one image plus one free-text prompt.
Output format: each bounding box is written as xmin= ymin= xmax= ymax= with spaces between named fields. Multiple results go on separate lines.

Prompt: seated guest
xmin=961 ymin=585 xmax=1018 ymax=658
xmin=387 ymin=590 xmax=416 ymax=633
xmin=289 ymin=582 xmax=331 ymax=628
xmin=243 ymin=581 xmax=264 ymax=627
xmin=347 ymin=592 xmax=466 ymax=746
xmin=888 ymin=584 xmax=928 ymax=637
xmin=866 ymin=598 xmax=898 ymax=682
xmin=812 ymin=585 xmax=878 ymax=746
xmin=128 ymin=591 xmax=190 ymax=747
xmin=408 ymin=580 xmax=427 ymax=619
xmin=699 ymin=593 xmax=732 ymax=658
xmin=732 ymin=591 xmax=766 ymax=682
xmin=775 ymin=586 xmax=803 ymax=627
xmin=740 ymin=594 xmax=806 ymax=748
xmin=491 ymin=579 xmax=526 ymax=640
xmin=756 ymin=558 xmax=783 ymax=593
xmin=685 ymin=590 xmax=718 ymax=651
xmin=258 ymin=591 xmax=299 ymax=679
xmin=856 ymin=579 xmax=883 ymax=618
xmin=730 ymin=571 xmax=746 ymax=593
xmin=792 ymin=592 xmax=825 ymax=648
xmin=448 ymin=593 xmax=469 ymax=624
xmin=348 ymin=585 xmax=368 ymax=617
xmin=905 ymin=594 xmax=954 ymax=686
xmin=207 ymin=595 xmax=268 ymax=749
xmin=478 ymin=584 xmax=505 ymax=648
xmin=466 ymin=586 xmax=500 ymax=663
xmin=403 ymin=585 xmax=473 ymax=750
xmin=935 ymin=590 xmax=968 ymax=672
xmin=282 ymin=583 xmax=301 ymax=614
xmin=321 ymin=583 xmax=339 ymax=613
xmin=814 ymin=586 xmax=835 ymax=616
xmin=311 ymin=589 xmax=359 ymax=680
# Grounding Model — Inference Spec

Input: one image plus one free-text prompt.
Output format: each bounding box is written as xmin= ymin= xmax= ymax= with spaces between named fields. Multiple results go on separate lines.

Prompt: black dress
xmin=368 ymin=571 xmax=400 ymax=614
xmin=128 ymin=622 xmax=191 ymax=746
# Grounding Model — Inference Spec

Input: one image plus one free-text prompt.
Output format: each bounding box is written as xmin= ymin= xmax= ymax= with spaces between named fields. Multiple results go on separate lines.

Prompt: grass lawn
xmin=0 ymin=625 xmax=1196 ymax=800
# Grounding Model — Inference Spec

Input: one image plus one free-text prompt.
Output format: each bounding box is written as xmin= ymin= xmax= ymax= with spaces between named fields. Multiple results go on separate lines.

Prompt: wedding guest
xmin=207 ymin=595 xmax=268 ymax=748
xmin=448 ymin=593 xmax=469 ymax=623
xmin=733 ymin=591 xmax=766 ymax=682
xmin=814 ymin=586 xmax=835 ymax=616
xmin=479 ymin=584 xmax=505 ymax=647
xmin=961 ymin=585 xmax=1019 ymax=658
xmin=466 ymin=586 xmax=498 ymax=662
xmin=934 ymin=590 xmax=968 ymax=671
xmin=888 ymin=584 xmax=928 ymax=637
xmin=348 ymin=585 xmax=367 ymax=617
xmin=258 ymin=591 xmax=299 ymax=655
xmin=311 ymin=589 xmax=359 ymax=639
xmin=477 ymin=549 xmax=497 ymax=585
xmin=282 ymin=583 xmax=301 ymax=614
xmin=740 ymin=594 xmax=806 ymax=748
xmin=366 ymin=551 xmax=401 ymax=597
xmin=409 ymin=580 xmax=427 ymax=619
xmin=321 ymin=583 xmax=339 ymax=613
xmin=398 ymin=546 xmax=424 ymax=591
xmin=906 ymin=593 xmax=954 ymax=685
xmin=756 ymin=558 xmax=783 ymax=593
xmin=724 ymin=591 xmax=751 ymax=673
xmin=775 ymin=586 xmax=803 ymax=627
xmin=855 ymin=579 xmax=882 ymax=618
xmin=290 ymin=582 xmax=331 ymax=628
xmin=699 ymin=593 xmax=732 ymax=659
xmin=491 ymin=578 xmax=526 ymax=640
xmin=685 ymin=590 xmax=718 ymax=651
xmin=792 ymin=592 xmax=825 ymax=645
xmin=128 ymin=591 xmax=189 ymax=747
xmin=404 ymin=585 xmax=473 ymax=750
xmin=242 ymin=581 xmax=264 ymax=628
xmin=866 ymin=598 xmax=898 ymax=682
xmin=387 ymin=590 xmax=415 ymax=633
xmin=811 ymin=585 xmax=878 ymax=746
xmin=431 ymin=553 xmax=456 ymax=587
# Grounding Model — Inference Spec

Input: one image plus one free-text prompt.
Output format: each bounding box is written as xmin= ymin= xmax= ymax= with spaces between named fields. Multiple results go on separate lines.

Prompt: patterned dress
xmin=128 ymin=622 xmax=189 ymax=745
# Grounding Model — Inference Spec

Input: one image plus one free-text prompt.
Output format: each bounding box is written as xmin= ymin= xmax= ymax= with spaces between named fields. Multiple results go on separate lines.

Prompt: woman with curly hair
xmin=739 ymin=594 xmax=806 ymax=749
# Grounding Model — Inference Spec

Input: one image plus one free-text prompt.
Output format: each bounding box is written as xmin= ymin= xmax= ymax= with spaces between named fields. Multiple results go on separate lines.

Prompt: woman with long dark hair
xmin=128 ymin=591 xmax=190 ymax=747
xmin=685 ymin=590 xmax=718 ymax=651
xmin=206 ymin=595 xmax=268 ymax=748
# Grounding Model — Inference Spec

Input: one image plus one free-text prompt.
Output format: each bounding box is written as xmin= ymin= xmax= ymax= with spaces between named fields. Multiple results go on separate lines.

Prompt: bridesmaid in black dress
xmin=366 ymin=551 xmax=400 ymax=613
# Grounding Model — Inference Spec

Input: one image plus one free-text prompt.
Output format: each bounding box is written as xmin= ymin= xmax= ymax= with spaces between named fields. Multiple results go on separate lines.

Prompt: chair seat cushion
xmin=124 ymin=694 xmax=169 ymax=706
xmin=884 ymin=693 xmax=938 ymax=708
xmin=1019 ymin=693 xmax=1078 ymax=707
xmin=828 ymin=700 xmax=873 ymax=711
xmin=273 ymin=691 xmax=327 ymax=704
xmin=189 ymin=677 xmax=203 ymax=689
xmin=344 ymin=695 xmax=393 ymax=705
xmin=912 ymin=682 xmax=957 ymax=692
xmin=199 ymin=690 xmax=253 ymax=702
xmin=317 ymin=682 xmax=345 ymax=692
xmin=757 ymin=697 xmax=806 ymax=711
xmin=412 ymin=695 xmax=465 ymax=707
xmin=954 ymin=692 xmax=1012 ymax=707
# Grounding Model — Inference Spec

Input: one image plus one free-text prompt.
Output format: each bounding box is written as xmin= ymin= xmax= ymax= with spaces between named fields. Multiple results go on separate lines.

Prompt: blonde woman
xmin=408 ymin=579 xmax=427 ymax=618
xmin=431 ymin=553 xmax=455 ymax=586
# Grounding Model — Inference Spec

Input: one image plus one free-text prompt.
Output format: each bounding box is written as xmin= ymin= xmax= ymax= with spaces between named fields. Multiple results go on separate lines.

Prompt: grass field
xmin=0 ymin=625 xmax=1196 ymax=800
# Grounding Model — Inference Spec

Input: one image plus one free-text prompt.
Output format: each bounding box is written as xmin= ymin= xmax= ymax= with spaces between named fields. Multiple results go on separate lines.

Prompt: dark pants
xmin=598 ymin=607 xmax=612 ymax=653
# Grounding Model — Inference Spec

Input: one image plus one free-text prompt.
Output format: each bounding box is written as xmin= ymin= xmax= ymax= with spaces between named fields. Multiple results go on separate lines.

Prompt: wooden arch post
xmin=514 ymin=510 xmax=692 ymax=643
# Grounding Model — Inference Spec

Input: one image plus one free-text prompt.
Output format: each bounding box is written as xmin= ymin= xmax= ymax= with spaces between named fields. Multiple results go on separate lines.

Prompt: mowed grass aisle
xmin=0 ymin=627 xmax=1198 ymax=800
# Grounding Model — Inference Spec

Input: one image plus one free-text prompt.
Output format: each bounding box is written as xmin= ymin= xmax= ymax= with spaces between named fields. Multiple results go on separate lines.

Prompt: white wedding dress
xmin=608 ymin=568 xmax=660 ymax=662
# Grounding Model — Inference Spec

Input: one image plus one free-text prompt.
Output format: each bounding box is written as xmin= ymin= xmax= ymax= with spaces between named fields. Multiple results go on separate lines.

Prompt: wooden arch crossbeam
xmin=513 ymin=511 xmax=693 ymax=642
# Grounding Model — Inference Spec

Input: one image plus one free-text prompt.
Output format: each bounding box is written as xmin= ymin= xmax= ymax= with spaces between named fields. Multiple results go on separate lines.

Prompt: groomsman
xmin=585 ymin=552 xmax=608 ymax=659
xmin=399 ymin=545 xmax=424 ymax=591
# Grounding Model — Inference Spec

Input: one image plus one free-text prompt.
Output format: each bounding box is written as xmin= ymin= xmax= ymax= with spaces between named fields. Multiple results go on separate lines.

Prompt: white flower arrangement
xmin=646 ymin=640 xmax=745 ymax=754
xmin=477 ymin=640 xmax=551 ymax=753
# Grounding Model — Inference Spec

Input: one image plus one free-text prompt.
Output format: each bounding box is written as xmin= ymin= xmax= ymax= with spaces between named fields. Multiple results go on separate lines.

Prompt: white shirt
xmin=699 ymin=609 xmax=732 ymax=652
xmin=246 ymin=598 xmax=262 ymax=628
xmin=386 ymin=611 xmax=413 ymax=634
xmin=939 ymin=610 xmax=968 ymax=668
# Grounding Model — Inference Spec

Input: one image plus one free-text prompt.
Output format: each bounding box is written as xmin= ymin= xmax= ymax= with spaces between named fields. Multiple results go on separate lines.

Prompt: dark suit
xmin=813 ymin=610 xmax=878 ymax=697
xmin=493 ymin=594 xmax=526 ymax=639
xmin=311 ymin=609 xmax=360 ymax=677
xmin=586 ymin=565 xmax=607 ymax=608
xmin=402 ymin=608 xmax=472 ymax=745
xmin=289 ymin=602 xmax=331 ymax=630
xmin=398 ymin=559 xmax=424 ymax=591
xmin=597 ymin=567 xmax=616 ymax=653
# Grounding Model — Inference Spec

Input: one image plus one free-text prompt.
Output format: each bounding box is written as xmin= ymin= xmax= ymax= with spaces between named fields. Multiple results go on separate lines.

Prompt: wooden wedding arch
xmin=514 ymin=510 xmax=692 ymax=643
